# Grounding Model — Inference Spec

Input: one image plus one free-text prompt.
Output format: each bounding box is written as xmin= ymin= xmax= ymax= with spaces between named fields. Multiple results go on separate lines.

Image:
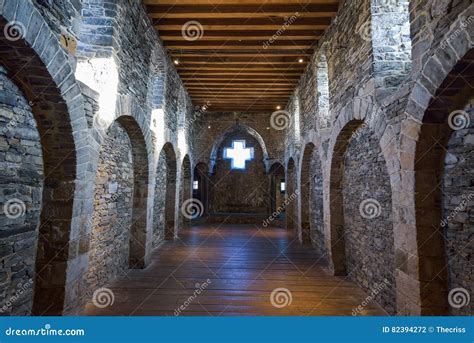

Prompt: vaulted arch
xmin=209 ymin=123 xmax=270 ymax=173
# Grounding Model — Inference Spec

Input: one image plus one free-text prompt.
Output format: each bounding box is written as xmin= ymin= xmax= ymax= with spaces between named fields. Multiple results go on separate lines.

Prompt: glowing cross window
xmin=223 ymin=140 xmax=254 ymax=170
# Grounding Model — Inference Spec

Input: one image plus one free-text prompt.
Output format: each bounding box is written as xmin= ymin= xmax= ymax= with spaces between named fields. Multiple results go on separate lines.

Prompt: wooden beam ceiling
xmin=144 ymin=0 xmax=339 ymax=113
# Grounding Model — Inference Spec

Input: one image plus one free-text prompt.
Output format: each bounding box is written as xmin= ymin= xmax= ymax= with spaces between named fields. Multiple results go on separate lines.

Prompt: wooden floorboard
xmin=84 ymin=224 xmax=386 ymax=316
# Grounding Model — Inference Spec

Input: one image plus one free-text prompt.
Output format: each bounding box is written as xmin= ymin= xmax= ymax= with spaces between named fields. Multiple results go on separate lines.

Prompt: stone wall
xmin=281 ymin=0 xmax=473 ymax=315
xmin=442 ymin=99 xmax=474 ymax=316
xmin=209 ymin=132 xmax=270 ymax=215
xmin=310 ymin=152 xmax=325 ymax=258
xmin=193 ymin=112 xmax=285 ymax=165
xmin=342 ymin=126 xmax=396 ymax=315
xmin=0 ymin=69 xmax=43 ymax=315
xmin=152 ymin=150 xmax=167 ymax=248
xmin=87 ymin=121 xmax=133 ymax=293
xmin=0 ymin=0 xmax=472 ymax=317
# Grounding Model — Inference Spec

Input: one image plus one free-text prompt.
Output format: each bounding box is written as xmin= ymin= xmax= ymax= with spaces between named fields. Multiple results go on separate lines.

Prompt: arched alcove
xmin=286 ymin=158 xmax=297 ymax=233
xmin=329 ymin=119 xmax=396 ymax=314
xmin=209 ymin=129 xmax=269 ymax=216
xmin=210 ymin=123 xmax=270 ymax=173
xmin=414 ymin=48 xmax=474 ymax=315
xmin=154 ymin=143 xmax=177 ymax=243
xmin=178 ymin=155 xmax=192 ymax=231
xmin=0 ymin=13 xmax=85 ymax=315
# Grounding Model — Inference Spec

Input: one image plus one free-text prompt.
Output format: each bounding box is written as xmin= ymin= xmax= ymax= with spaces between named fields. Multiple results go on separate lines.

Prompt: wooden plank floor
xmin=84 ymin=224 xmax=386 ymax=316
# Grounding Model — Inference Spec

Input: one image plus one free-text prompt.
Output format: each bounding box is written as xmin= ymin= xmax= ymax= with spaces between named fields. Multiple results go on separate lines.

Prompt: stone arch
xmin=86 ymin=114 xmax=149 ymax=298
xmin=115 ymin=116 xmax=149 ymax=267
xmin=398 ymin=9 xmax=473 ymax=315
xmin=298 ymin=138 xmax=326 ymax=252
xmin=286 ymin=157 xmax=297 ymax=233
xmin=158 ymin=143 xmax=177 ymax=241
xmin=0 ymin=3 xmax=89 ymax=315
xmin=209 ymin=123 xmax=270 ymax=173
xmin=300 ymin=143 xmax=316 ymax=243
xmin=193 ymin=162 xmax=209 ymax=218
xmin=328 ymin=116 xmax=397 ymax=314
xmin=178 ymin=155 xmax=192 ymax=230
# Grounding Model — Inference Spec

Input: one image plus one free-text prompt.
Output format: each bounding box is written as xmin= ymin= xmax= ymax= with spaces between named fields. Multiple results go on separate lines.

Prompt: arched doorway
xmin=178 ymin=155 xmax=192 ymax=231
xmin=286 ymin=158 xmax=297 ymax=233
xmin=329 ymin=119 xmax=396 ymax=314
xmin=300 ymin=144 xmax=315 ymax=243
xmin=0 ymin=16 xmax=81 ymax=315
xmin=209 ymin=128 xmax=269 ymax=216
xmin=87 ymin=116 xmax=149 ymax=294
xmin=193 ymin=162 xmax=209 ymax=218
xmin=154 ymin=143 xmax=177 ymax=243
xmin=414 ymin=48 xmax=473 ymax=315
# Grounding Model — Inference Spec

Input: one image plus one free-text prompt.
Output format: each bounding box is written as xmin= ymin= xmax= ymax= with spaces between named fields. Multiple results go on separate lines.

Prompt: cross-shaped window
xmin=223 ymin=140 xmax=254 ymax=170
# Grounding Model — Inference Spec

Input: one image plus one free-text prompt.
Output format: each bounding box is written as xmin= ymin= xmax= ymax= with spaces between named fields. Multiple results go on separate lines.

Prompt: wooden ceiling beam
xmin=144 ymin=0 xmax=338 ymax=5
xmin=145 ymin=0 xmax=338 ymax=111
xmin=146 ymin=4 xmax=338 ymax=17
